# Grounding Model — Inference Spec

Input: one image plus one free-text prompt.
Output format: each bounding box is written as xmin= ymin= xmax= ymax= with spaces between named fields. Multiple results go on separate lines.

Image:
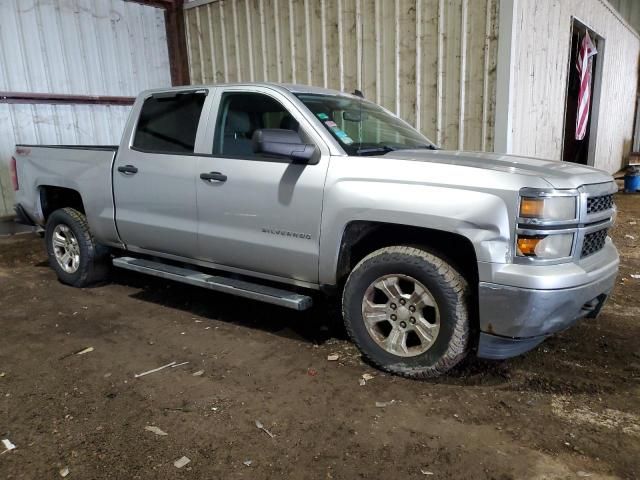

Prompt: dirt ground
xmin=0 ymin=195 xmax=639 ymax=480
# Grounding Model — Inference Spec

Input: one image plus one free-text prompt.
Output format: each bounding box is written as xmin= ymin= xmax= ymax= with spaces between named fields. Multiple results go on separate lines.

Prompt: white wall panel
xmin=609 ymin=0 xmax=640 ymax=34
xmin=0 ymin=0 xmax=172 ymax=217
xmin=510 ymin=0 xmax=640 ymax=173
xmin=0 ymin=0 xmax=171 ymax=95
xmin=184 ymin=0 xmax=499 ymax=153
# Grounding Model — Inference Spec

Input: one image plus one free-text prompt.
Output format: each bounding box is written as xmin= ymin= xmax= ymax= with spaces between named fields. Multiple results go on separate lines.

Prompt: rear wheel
xmin=45 ymin=208 xmax=110 ymax=287
xmin=342 ymin=246 xmax=469 ymax=378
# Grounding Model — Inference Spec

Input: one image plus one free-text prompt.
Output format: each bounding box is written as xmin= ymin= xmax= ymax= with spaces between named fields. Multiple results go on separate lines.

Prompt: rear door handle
xmin=117 ymin=165 xmax=138 ymax=175
xmin=200 ymin=171 xmax=227 ymax=182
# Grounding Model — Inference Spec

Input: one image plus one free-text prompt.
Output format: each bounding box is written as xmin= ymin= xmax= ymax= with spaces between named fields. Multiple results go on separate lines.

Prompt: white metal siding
xmin=509 ymin=0 xmax=640 ymax=173
xmin=0 ymin=0 xmax=172 ymax=217
xmin=609 ymin=0 xmax=640 ymax=34
xmin=184 ymin=0 xmax=499 ymax=152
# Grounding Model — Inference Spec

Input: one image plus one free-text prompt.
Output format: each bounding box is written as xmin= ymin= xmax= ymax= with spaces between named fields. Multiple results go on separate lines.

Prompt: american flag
xmin=576 ymin=32 xmax=597 ymax=141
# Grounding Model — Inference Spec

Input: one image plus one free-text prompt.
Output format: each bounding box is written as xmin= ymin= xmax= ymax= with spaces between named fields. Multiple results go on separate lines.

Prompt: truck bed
xmin=13 ymin=143 xmax=121 ymax=246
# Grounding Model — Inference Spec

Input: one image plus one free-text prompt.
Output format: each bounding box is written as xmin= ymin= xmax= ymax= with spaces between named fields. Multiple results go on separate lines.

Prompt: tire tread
xmin=342 ymin=246 xmax=469 ymax=379
xmin=46 ymin=208 xmax=109 ymax=287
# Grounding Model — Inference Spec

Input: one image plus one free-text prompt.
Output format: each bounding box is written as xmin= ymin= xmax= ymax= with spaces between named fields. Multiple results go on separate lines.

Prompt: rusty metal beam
xmin=0 ymin=92 xmax=135 ymax=106
xmin=164 ymin=0 xmax=191 ymax=86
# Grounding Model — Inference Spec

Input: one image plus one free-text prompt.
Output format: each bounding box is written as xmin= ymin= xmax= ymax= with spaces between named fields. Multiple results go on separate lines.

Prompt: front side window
xmin=133 ymin=91 xmax=207 ymax=154
xmin=295 ymin=93 xmax=436 ymax=156
xmin=213 ymin=92 xmax=300 ymax=157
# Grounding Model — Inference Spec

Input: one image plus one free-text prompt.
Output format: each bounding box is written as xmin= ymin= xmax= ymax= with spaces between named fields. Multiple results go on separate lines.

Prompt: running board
xmin=112 ymin=256 xmax=313 ymax=311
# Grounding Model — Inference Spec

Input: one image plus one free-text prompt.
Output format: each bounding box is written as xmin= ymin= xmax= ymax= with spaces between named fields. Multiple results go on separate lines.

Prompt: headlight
xmin=519 ymin=196 xmax=576 ymax=221
xmin=516 ymin=233 xmax=574 ymax=258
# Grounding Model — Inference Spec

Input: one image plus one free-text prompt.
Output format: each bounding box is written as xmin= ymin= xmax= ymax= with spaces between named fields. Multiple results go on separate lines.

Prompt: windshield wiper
xmin=355 ymin=143 xmax=438 ymax=155
xmin=355 ymin=145 xmax=396 ymax=156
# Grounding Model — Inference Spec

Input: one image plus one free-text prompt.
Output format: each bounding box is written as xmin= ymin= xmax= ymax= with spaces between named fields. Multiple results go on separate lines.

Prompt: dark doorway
xmin=562 ymin=19 xmax=603 ymax=165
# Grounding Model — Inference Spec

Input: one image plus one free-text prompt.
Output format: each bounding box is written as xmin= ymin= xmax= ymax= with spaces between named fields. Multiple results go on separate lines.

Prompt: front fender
xmin=318 ymin=180 xmax=516 ymax=285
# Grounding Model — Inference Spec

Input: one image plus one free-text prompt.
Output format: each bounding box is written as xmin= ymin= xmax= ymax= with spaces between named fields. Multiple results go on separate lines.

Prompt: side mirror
xmin=251 ymin=129 xmax=316 ymax=163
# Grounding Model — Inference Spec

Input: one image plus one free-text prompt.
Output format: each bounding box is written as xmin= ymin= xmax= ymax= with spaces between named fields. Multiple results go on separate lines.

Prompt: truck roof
xmin=140 ymin=82 xmax=357 ymax=98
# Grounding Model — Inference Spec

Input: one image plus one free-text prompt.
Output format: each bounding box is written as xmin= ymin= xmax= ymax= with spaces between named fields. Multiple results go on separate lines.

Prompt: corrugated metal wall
xmin=609 ymin=0 xmax=640 ymax=34
xmin=0 ymin=0 xmax=172 ymax=217
xmin=184 ymin=0 xmax=499 ymax=151
xmin=509 ymin=0 xmax=640 ymax=173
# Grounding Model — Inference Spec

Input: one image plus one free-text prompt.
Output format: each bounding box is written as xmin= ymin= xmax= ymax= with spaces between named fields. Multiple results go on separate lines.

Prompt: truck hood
xmin=386 ymin=149 xmax=613 ymax=189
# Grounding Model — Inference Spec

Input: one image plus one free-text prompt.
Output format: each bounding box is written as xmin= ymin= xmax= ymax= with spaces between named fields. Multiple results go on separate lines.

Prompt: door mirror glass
xmin=252 ymin=129 xmax=316 ymax=163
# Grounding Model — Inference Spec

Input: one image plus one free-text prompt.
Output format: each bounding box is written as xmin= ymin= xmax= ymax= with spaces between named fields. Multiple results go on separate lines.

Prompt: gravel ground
xmin=0 ymin=194 xmax=638 ymax=479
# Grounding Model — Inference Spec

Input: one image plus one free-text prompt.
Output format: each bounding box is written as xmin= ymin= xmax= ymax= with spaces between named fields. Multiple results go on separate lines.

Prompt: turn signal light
xmin=517 ymin=236 xmax=542 ymax=256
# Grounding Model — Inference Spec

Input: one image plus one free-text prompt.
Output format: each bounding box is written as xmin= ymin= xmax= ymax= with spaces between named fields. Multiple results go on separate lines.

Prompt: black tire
xmin=342 ymin=246 xmax=469 ymax=378
xmin=45 ymin=208 xmax=110 ymax=287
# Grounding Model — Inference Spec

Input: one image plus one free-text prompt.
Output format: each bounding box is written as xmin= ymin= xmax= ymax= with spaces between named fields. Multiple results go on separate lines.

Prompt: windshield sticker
xmin=316 ymin=113 xmax=329 ymax=120
xmin=324 ymin=120 xmax=337 ymax=128
xmin=330 ymin=126 xmax=354 ymax=144
xmin=332 ymin=127 xmax=348 ymax=137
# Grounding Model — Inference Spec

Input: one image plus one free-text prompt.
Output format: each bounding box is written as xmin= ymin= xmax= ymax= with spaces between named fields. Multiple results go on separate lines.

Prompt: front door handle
xmin=117 ymin=165 xmax=138 ymax=175
xmin=200 ymin=171 xmax=227 ymax=182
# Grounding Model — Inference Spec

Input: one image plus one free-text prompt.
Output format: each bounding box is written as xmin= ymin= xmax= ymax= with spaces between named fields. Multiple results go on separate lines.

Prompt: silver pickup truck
xmin=12 ymin=83 xmax=619 ymax=378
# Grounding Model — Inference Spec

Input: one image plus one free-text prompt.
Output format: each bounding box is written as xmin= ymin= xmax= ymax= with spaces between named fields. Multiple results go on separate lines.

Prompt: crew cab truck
xmin=12 ymin=83 xmax=619 ymax=378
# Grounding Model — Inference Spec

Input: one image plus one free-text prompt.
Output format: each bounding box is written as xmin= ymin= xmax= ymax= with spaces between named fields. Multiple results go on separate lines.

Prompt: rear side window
xmin=133 ymin=91 xmax=207 ymax=154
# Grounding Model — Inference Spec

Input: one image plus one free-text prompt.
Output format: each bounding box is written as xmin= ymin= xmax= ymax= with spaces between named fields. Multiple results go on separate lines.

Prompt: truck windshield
xmin=295 ymin=93 xmax=437 ymax=156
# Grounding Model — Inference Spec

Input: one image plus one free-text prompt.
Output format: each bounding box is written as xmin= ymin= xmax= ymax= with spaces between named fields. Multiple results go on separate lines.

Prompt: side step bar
xmin=112 ymin=256 xmax=313 ymax=311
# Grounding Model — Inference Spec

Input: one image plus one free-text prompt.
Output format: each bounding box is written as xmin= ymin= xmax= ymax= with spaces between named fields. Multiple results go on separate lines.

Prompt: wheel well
xmin=335 ymin=221 xmax=480 ymax=329
xmin=39 ymin=186 xmax=85 ymax=220
xmin=337 ymin=221 xmax=479 ymax=284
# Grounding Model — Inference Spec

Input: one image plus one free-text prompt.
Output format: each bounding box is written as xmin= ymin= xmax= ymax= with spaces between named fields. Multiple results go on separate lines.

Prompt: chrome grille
xmin=581 ymin=229 xmax=607 ymax=258
xmin=586 ymin=194 xmax=613 ymax=214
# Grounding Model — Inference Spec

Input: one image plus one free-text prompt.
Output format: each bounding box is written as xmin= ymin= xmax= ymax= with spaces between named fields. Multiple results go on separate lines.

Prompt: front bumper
xmin=477 ymin=243 xmax=618 ymax=359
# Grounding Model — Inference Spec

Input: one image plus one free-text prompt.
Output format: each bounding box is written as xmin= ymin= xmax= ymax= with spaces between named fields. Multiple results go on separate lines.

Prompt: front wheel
xmin=45 ymin=208 xmax=110 ymax=287
xmin=342 ymin=246 xmax=470 ymax=378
